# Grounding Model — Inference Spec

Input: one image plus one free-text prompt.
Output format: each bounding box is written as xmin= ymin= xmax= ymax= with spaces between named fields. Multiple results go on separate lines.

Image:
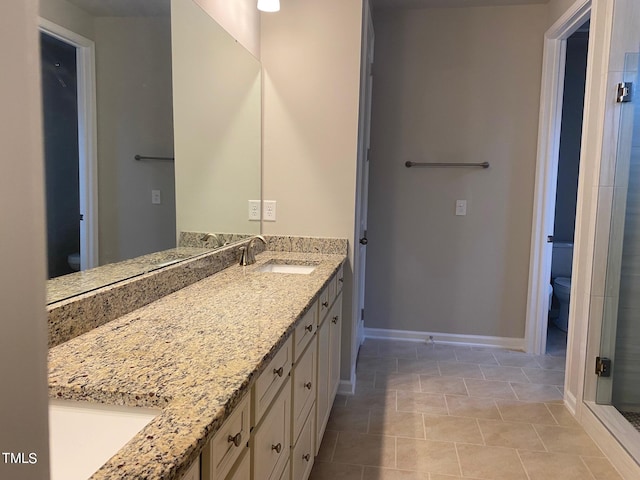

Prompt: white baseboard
xmin=364 ymin=328 xmax=526 ymax=351
xmin=582 ymin=402 xmax=640 ymax=480
xmin=338 ymin=379 xmax=355 ymax=395
xmin=565 ymin=390 xmax=578 ymax=416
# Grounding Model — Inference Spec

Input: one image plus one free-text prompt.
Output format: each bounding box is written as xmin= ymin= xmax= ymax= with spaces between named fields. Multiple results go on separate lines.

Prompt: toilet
xmin=67 ymin=252 xmax=81 ymax=271
xmin=551 ymin=242 xmax=573 ymax=332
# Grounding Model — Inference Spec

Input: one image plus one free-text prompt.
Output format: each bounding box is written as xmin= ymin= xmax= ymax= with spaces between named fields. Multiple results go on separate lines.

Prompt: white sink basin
xmin=258 ymin=263 xmax=316 ymax=274
xmin=49 ymin=399 xmax=160 ymax=480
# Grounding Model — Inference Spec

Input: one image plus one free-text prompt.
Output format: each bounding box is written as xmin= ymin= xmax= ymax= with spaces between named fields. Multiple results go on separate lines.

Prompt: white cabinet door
xmin=225 ymin=451 xmax=249 ymax=480
xmin=329 ymin=296 xmax=342 ymax=403
xmin=292 ymin=340 xmax=317 ymax=443
xmin=253 ymin=378 xmax=291 ymax=480
xmin=291 ymin=408 xmax=315 ymax=480
xmin=315 ymin=318 xmax=330 ymax=453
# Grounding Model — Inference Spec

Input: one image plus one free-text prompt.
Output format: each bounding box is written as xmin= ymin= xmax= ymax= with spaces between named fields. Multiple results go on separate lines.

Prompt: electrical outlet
xmin=248 ymin=200 xmax=261 ymax=221
xmin=263 ymin=200 xmax=277 ymax=222
xmin=455 ymin=200 xmax=467 ymax=216
xmin=151 ymin=190 xmax=161 ymax=205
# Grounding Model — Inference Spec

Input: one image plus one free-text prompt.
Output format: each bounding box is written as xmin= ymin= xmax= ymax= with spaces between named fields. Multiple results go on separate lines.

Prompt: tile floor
xmin=309 ymin=338 xmax=623 ymax=480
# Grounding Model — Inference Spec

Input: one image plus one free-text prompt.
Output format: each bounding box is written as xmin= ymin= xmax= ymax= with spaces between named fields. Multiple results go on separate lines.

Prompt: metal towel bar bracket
xmin=134 ymin=155 xmax=175 ymax=161
xmin=405 ymin=161 xmax=489 ymax=169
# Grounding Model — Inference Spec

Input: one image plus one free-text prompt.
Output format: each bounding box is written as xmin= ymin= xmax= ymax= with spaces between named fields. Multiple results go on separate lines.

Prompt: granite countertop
xmin=47 ymin=250 xmax=345 ymax=480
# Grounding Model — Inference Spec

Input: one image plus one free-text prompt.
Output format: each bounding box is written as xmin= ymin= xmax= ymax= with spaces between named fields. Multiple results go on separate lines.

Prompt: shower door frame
xmin=38 ymin=18 xmax=98 ymax=271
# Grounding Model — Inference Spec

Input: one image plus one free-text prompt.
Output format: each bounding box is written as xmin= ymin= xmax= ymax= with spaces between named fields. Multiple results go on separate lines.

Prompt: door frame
xmin=38 ymin=18 xmax=99 ymax=270
xmin=351 ymin=0 xmax=374 ymax=389
xmin=525 ymin=0 xmax=591 ymax=355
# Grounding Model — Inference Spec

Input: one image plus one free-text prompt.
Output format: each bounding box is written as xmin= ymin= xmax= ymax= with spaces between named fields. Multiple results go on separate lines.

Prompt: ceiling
xmin=66 ymin=0 xmax=170 ymax=17
xmin=370 ymin=0 xmax=549 ymax=9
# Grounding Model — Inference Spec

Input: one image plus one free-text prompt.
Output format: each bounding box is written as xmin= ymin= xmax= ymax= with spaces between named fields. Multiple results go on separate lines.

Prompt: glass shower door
xmin=596 ymin=53 xmax=640 ymax=430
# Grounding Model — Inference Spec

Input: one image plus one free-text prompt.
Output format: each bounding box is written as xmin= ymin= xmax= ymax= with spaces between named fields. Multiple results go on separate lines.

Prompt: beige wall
xmin=548 ymin=0 xmax=581 ymax=27
xmin=261 ymin=0 xmax=363 ymax=379
xmin=193 ymin=0 xmax=260 ymax=58
xmin=95 ymin=17 xmax=176 ymax=264
xmin=365 ymin=5 xmax=547 ymax=340
xmin=0 ymin=1 xmax=50 ymax=478
xmin=39 ymin=0 xmax=94 ymax=40
xmin=172 ymin=0 xmax=261 ymax=237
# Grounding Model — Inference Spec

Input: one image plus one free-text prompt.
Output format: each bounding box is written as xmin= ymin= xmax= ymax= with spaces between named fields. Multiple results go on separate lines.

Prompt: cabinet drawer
xmin=318 ymin=286 xmax=330 ymax=324
xmin=292 ymin=407 xmax=315 ymax=480
xmin=181 ymin=457 xmax=200 ymax=480
xmin=328 ymin=275 xmax=337 ymax=308
xmin=253 ymin=378 xmax=291 ymax=480
xmin=254 ymin=337 xmax=292 ymax=423
xmin=294 ymin=302 xmax=317 ymax=362
xmin=336 ymin=265 xmax=344 ymax=295
xmin=207 ymin=395 xmax=250 ymax=480
xmin=278 ymin=460 xmax=290 ymax=480
xmin=225 ymin=450 xmax=249 ymax=480
xmin=292 ymin=341 xmax=316 ymax=443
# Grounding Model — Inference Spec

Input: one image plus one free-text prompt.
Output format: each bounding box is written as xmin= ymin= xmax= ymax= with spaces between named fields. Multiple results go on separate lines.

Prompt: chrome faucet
xmin=239 ymin=235 xmax=266 ymax=266
xmin=201 ymin=233 xmax=220 ymax=248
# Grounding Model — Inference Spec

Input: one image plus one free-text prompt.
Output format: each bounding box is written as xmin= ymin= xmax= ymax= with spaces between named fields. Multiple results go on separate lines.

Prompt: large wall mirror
xmin=39 ymin=0 xmax=261 ymax=304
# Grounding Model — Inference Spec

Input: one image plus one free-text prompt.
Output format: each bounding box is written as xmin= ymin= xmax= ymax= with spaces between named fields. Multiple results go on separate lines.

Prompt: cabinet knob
xmin=338 ymin=277 xmax=344 ymax=283
xmin=332 ymin=316 xmax=339 ymax=324
xmin=273 ymin=367 xmax=284 ymax=377
xmin=227 ymin=432 xmax=242 ymax=447
xmin=304 ymin=381 xmax=312 ymax=390
xmin=305 ymin=324 xmax=313 ymax=333
xmin=271 ymin=443 xmax=282 ymax=454
xmin=302 ymin=453 xmax=311 ymax=462
xmin=322 ymin=301 xmax=329 ymax=308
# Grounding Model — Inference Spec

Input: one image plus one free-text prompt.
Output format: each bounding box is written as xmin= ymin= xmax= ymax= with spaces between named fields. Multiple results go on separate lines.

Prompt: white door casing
xmin=38 ymin=18 xmax=99 ymax=271
xmin=525 ymin=1 xmax=591 ymax=355
xmin=353 ymin=0 xmax=375 ymax=366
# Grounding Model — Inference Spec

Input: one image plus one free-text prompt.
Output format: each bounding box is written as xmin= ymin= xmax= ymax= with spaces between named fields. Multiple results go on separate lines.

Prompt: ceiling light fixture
xmin=257 ymin=0 xmax=280 ymax=12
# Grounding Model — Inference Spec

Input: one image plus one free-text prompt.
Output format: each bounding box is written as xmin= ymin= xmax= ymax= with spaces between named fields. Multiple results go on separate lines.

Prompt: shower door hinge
xmin=616 ymin=82 xmax=632 ymax=103
xmin=595 ymin=356 xmax=612 ymax=377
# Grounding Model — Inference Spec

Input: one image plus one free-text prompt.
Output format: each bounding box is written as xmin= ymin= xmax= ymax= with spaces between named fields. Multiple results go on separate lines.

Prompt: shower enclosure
xmin=591 ymin=50 xmax=640 ymax=459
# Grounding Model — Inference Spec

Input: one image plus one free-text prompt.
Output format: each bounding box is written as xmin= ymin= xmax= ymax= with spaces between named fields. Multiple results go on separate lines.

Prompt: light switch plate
xmin=248 ymin=200 xmax=261 ymax=221
xmin=151 ymin=190 xmax=161 ymax=205
xmin=455 ymin=200 xmax=467 ymax=216
xmin=263 ymin=200 xmax=276 ymax=222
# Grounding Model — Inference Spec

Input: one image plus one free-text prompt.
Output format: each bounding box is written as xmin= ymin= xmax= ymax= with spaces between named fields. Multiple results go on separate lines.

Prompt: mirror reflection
xmin=39 ymin=0 xmax=261 ymax=304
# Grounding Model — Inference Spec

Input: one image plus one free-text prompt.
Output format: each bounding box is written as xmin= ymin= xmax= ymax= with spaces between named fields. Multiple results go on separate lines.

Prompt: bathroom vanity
xmin=47 ymin=239 xmax=346 ymax=480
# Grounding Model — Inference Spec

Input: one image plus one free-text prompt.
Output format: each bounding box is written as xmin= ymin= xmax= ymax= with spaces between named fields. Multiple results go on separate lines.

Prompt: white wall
xmin=95 ymin=17 xmax=176 ymax=264
xmin=0 ymin=1 xmax=50 ymax=478
xmin=261 ymin=0 xmax=363 ymax=379
xmin=172 ymin=0 xmax=261 ymax=237
xmin=365 ymin=5 xmax=546 ymax=340
xmin=193 ymin=0 xmax=260 ymax=58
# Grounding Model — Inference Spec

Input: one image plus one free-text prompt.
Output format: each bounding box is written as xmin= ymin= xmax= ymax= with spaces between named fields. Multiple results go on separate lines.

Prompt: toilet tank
xmin=552 ymin=242 xmax=573 ymax=279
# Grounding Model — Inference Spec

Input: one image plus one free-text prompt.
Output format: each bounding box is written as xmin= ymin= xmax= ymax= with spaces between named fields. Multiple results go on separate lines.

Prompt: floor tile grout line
xmin=542 ymin=402 xmax=560 ymax=426
xmin=452 ymin=442 xmax=464 ymax=477
xmin=578 ymin=455 xmax=599 ymax=480
xmin=530 ymin=422 xmax=549 ymax=453
xmin=329 ymin=430 xmax=339 ymax=462
xmin=475 ymin=417 xmax=487 ymax=446
xmin=515 ymin=448 xmax=533 ymax=480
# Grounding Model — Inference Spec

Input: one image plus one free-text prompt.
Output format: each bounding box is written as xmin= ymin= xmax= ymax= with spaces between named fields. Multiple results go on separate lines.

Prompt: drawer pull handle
xmin=302 ymin=453 xmax=311 ymax=462
xmin=304 ymin=381 xmax=312 ymax=390
xmin=273 ymin=367 xmax=284 ymax=377
xmin=271 ymin=443 xmax=282 ymax=454
xmin=305 ymin=324 xmax=313 ymax=333
xmin=322 ymin=301 xmax=329 ymax=308
xmin=227 ymin=432 xmax=242 ymax=447
xmin=332 ymin=316 xmax=339 ymax=324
